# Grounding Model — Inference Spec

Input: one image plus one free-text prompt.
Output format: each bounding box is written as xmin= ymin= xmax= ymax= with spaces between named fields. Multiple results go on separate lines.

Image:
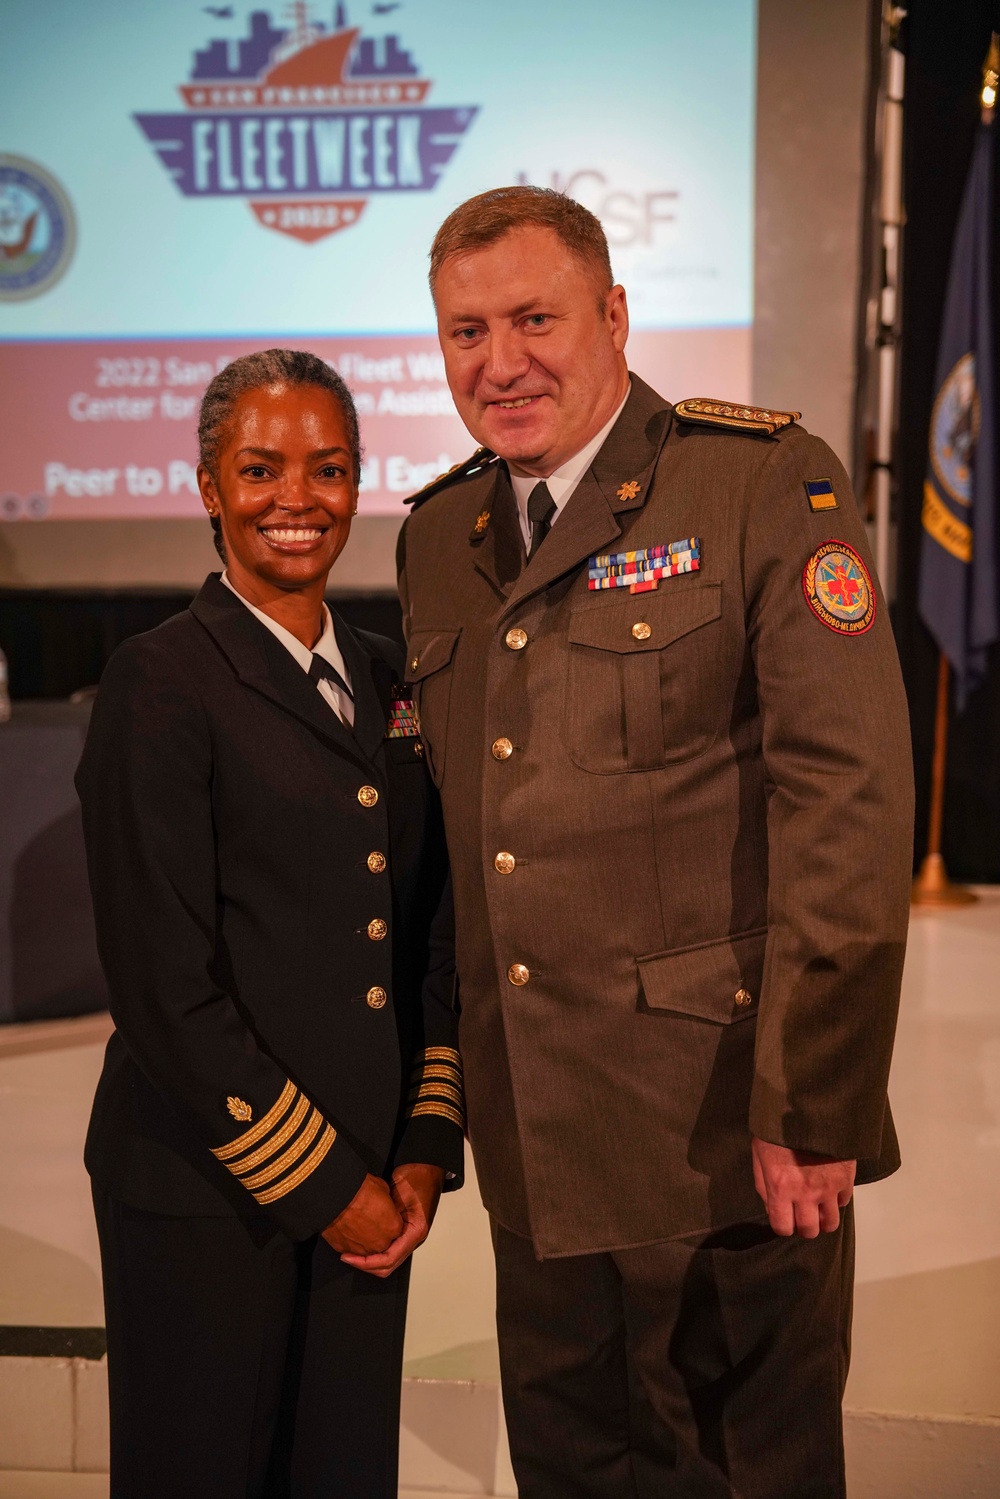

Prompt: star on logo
xmin=616 ymin=481 xmax=642 ymax=501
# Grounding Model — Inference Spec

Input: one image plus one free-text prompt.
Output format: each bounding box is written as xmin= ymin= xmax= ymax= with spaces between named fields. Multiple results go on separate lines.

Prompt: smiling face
xmin=197 ymin=381 xmax=358 ymax=605
xmin=434 ymin=225 xmax=631 ymax=476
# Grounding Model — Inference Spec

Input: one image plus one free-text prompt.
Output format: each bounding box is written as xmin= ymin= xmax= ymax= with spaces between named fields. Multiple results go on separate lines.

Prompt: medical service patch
xmin=802 ymin=542 xmax=876 ymax=635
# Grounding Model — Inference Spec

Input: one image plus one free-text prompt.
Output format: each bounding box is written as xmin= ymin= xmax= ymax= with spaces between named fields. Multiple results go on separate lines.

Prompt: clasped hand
xmin=751 ymin=1137 xmax=856 ymax=1238
xmin=321 ymin=1163 xmax=444 ymax=1278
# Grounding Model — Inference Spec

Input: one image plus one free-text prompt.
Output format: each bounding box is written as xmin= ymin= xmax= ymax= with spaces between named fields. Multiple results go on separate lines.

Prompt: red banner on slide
xmin=0 ymin=336 xmax=469 ymax=519
xmin=0 ymin=328 xmax=749 ymax=521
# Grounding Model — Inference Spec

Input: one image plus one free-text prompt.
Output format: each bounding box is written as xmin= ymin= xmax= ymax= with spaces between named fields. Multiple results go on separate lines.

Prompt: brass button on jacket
xmin=507 ymin=963 xmax=530 ymax=986
xmin=367 ymin=918 xmax=388 ymax=941
xmin=366 ymin=986 xmax=387 ymax=1009
xmin=734 ymin=987 xmax=754 ymax=1007
xmin=494 ymin=851 xmax=516 ymax=874
xmin=492 ymin=737 xmax=514 ymax=760
xmin=505 ymin=627 xmax=528 ymax=651
xmin=367 ymin=851 xmax=387 ymax=874
xmin=358 ymin=785 xmax=379 ymax=808
xmin=632 ymin=621 xmax=653 ymax=641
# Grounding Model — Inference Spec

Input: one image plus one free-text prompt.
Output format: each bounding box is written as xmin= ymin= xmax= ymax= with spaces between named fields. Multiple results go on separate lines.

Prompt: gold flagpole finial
xmin=981 ymin=32 xmax=999 ymax=122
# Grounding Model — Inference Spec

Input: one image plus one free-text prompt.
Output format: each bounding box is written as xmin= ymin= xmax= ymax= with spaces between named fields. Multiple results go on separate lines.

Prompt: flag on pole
xmin=918 ymin=72 xmax=998 ymax=708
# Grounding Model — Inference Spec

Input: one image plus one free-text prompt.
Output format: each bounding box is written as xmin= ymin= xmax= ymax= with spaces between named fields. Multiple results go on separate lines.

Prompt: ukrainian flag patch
xmin=805 ymin=478 xmax=839 ymax=512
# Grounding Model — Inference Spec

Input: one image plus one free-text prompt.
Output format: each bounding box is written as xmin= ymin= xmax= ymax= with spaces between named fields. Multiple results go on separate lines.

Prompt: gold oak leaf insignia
xmin=227 ymin=1096 xmax=253 ymax=1123
xmin=616 ymin=481 xmax=641 ymax=501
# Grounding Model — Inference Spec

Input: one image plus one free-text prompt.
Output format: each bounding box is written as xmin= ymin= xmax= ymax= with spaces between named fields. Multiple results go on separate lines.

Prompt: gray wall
xmin=0 ymin=0 xmax=872 ymax=592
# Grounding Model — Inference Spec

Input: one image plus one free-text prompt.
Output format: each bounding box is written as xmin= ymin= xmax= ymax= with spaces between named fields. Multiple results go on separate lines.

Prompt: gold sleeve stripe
xmin=252 ymin=1123 xmax=337 ymax=1205
xmin=239 ymin=1108 xmax=324 ymax=1190
xmin=211 ymin=1079 xmax=298 ymax=1162
xmin=416 ymin=1047 xmax=462 ymax=1064
xmin=409 ymin=1100 xmax=464 ymax=1128
xmin=227 ymin=1094 xmax=311 ymax=1175
xmin=412 ymin=1063 xmax=462 ymax=1083
xmin=408 ymin=1080 xmax=464 ymax=1106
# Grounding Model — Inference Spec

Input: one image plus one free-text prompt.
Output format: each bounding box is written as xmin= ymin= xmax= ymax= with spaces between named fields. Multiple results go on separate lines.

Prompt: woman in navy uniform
xmin=76 ymin=349 xmax=464 ymax=1498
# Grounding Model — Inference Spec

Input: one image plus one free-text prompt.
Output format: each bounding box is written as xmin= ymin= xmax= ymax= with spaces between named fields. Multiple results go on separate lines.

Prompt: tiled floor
xmin=1 ymin=890 xmax=999 ymax=1495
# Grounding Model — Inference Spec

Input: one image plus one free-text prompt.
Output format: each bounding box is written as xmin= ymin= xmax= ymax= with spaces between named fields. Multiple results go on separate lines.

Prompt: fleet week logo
xmin=0 ymin=155 xmax=77 ymax=301
xmin=135 ymin=2 xmax=478 ymax=243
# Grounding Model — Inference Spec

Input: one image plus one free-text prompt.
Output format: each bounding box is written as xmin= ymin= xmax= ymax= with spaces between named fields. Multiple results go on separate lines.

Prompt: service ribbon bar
xmin=387 ymin=695 xmax=421 ymax=739
xmin=588 ymin=537 xmax=701 ymax=592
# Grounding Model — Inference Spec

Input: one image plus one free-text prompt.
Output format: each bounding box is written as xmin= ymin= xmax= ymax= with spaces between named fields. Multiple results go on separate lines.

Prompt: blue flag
xmin=918 ymin=123 xmax=998 ymax=708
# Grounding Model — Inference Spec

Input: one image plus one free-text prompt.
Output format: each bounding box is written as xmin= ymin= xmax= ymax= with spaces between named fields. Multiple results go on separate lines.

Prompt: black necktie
xmin=308 ymin=653 xmax=354 ymax=703
xmin=527 ymin=481 xmax=557 ymax=561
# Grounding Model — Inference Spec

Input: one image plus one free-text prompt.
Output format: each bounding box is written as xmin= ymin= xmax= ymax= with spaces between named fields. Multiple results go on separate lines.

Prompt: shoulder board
xmin=405 ymin=446 xmax=500 ymax=509
xmin=673 ymin=397 xmax=801 ymax=436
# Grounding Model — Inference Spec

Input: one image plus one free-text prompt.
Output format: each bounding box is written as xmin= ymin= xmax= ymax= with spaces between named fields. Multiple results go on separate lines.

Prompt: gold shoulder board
xmin=673 ymin=398 xmax=801 ymax=436
xmin=406 ymin=446 xmax=499 ymax=510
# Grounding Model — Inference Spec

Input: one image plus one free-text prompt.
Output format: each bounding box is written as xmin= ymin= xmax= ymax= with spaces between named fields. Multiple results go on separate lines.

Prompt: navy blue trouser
xmin=93 ymin=1188 xmax=410 ymax=1499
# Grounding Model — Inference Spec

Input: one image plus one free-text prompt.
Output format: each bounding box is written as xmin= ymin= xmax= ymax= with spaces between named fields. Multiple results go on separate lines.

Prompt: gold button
xmin=410 ymin=655 xmax=419 ymax=672
xmin=734 ymin=988 xmax=753 ymax=1007
xmin=367 ymin=918 xmax=388 ymax=941
xmin=507 ymin=963 xmax=530 ymax=986
xmin=358 ymin=785 xmax=379 ymax=808
xmin=492 ymin=737 xmax=514 ymax=760
xmin=366 ymin=986 xmax=387 ymax=1009
xmin=494 ymin=851 xmax=516 ymax=874
xmin=632 ymin=621 xmax=652 ymax=641
xmin=505 ymin=627 xmax=528 ymax=651
xmin=367 ymin=852 xmax=386 ymax=874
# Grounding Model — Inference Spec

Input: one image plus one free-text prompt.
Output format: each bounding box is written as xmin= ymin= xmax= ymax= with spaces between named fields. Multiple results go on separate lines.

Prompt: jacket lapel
xmin=498 ymin=376 xmax=674 ymax=619
xmin=190 ymin=576 xmax=377 ymax=772
xmin=472 ymin=467 xmax=524 ymax=601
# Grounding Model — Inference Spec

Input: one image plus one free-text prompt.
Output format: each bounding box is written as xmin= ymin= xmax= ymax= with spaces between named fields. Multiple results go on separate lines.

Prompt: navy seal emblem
xmin=0 ymin=155 xmax=77 ymax=302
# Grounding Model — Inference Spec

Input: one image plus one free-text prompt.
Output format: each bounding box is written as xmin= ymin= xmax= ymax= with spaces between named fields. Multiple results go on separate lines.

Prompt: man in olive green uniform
xmin=397 ymin=187 xmax=913 ymax=1498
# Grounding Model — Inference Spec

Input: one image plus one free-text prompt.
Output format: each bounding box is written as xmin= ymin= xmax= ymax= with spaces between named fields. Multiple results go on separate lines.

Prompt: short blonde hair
xmin=430 ymin=186 xmax=613 ymax=310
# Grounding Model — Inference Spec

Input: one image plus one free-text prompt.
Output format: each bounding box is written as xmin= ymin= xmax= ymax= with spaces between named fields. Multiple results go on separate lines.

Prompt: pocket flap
xmin=568 ymin=582 xmax=722 ymax=653
xmin=404 ymin=628 xmax=461 ymax=683
xmin=637 ymin=927 xmax=767 ymax=1024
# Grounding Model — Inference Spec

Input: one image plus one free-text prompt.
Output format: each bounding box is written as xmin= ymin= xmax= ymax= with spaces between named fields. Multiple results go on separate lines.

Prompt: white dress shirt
xmin=508 ymin=387 xmax=631 ymax=550
xmin=220 ymin=571 xmax=354 ymax=727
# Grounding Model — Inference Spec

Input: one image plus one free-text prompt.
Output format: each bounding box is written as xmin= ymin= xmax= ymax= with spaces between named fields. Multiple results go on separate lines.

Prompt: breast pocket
xmin=564 ymin=581 xmax=729 ymax=773
xmin=404 ymin=628 xmax=461 ymax=787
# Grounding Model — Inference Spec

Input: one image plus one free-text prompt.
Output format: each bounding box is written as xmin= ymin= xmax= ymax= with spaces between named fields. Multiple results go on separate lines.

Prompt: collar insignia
xmin=616 ymin=481 xmax=642 ymax=502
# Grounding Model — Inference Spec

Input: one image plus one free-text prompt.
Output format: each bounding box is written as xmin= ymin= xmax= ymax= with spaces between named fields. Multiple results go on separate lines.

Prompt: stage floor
xmin=2 ymin=890 xmax=999 ymax=1495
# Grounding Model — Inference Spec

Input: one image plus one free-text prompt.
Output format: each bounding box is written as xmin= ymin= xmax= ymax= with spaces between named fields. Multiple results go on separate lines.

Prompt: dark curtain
xmin=0 ymin=590 xmax=405 ymax=702
xmin=895 ymin=0 xmax=1000 ymax=880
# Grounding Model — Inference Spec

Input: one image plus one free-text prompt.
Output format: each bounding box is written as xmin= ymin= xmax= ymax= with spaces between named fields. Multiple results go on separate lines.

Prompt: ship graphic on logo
xmin=135 ymin=2 xmax=478 ymax=243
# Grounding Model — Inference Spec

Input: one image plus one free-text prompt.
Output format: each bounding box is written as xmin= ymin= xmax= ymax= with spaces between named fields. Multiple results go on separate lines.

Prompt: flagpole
xmin=911 ymin=651 xmax=976 ymax=905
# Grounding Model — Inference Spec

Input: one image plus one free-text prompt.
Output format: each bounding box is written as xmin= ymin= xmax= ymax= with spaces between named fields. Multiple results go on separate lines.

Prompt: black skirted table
xmin=0 ymin=701 xmax=108 ymax=1023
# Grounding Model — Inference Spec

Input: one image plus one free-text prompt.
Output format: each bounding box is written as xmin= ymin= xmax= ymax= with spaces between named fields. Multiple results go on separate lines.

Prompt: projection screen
xmin=0 ymin=0 xmax=756 ymax=519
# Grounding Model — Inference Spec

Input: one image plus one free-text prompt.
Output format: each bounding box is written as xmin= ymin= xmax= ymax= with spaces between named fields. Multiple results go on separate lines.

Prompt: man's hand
xmin=339 ymin=1163 xmax=445 ymax=1279
xmin=321 ymin=1173 xmax=403 ymax=1256
xmin=751 ymin=1138 xmax=856 ymax=1239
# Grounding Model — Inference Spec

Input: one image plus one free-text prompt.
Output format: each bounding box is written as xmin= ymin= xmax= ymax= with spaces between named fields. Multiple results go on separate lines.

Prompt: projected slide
xmin=0 ymin=0 xmax=756 ymax=519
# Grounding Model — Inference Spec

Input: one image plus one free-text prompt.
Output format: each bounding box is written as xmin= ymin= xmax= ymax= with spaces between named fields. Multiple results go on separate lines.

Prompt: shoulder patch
xmin=674 ymin=397 xmax=801 ymax=436
xmin=405 ymin=446 xmax=499 ymax=509
xmin=802 ymin=541 xmax=875 ymax=635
